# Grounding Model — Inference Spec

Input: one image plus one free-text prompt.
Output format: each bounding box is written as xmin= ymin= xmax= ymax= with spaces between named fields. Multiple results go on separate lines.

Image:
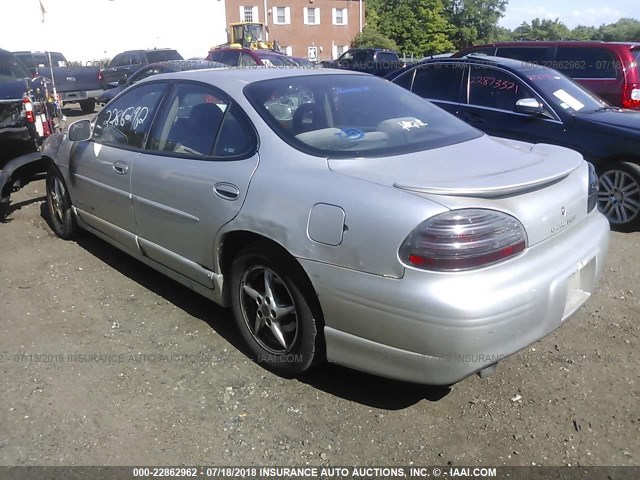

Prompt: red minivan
xmin=454 ymin=41 xmax=640 ymax=109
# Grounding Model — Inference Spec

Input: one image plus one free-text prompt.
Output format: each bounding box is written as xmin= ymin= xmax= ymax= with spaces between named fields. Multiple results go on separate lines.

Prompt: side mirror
xmin=68 ymin=119 xmax=92 ymax=142
xmin=514 ymin=98 xmax=545 ymax=116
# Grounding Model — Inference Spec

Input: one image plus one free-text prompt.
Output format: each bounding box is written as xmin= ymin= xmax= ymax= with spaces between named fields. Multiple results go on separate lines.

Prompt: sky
xmin=0 ymin=0 xmax=638 ymax=62
xmin=500 ymin=0 xmax=638 ymax=29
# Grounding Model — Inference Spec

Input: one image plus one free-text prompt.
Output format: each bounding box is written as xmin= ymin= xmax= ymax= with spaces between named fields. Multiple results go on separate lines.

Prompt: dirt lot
xmin=0 ymin=138 xmax=638 ymax=467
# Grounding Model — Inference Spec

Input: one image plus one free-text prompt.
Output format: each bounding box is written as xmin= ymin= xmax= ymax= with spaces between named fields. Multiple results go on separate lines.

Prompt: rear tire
xmin=229 ymin=242 xmax=324 ymax=377
xmin=79 ymin=99 xmax=96 ymax=114
xmin=46 ymin=168 xmax=80 ymax=240
xmin=597 ymin=162 xmax=640 ymax=232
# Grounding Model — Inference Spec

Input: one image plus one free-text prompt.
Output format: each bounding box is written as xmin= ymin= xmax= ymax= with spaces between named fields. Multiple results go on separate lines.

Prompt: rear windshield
xmin=146 ymin=50 xmax=183 ymax=63
xmin=17 ymin=53 xmax=67 ymax=68
xmin=0 ymin=52 xmax=29 ymax=81
xmin=634 ymin=50 xmax=640 ymax=76
xmin=257 ymin=53 xmax=297 ymax=67
xmin=245 ymin=74 xmax=481 ymax=158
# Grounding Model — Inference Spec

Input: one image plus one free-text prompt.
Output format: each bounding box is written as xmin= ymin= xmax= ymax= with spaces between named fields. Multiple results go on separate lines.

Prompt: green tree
xmin=351 ymin=26 xmax=398 ymax=50
xmin=512 ymin=18 xmax=571 ymax=41
xmin=598 ymin=18 xmax=640 ymax=41
xmin=376 ymin=0 xmax=455 ymax=56
xmin=444 ymin=0 xmax=508 ymax=49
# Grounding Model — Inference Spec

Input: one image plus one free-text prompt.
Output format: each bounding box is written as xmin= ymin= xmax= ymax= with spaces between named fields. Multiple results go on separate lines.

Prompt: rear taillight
xmin=22 ymin=96 xmax=35 ymax=123
xmin=98 ymin=70 xmax=103 ymax=82
xmin=399 ymin=209 xmax=527 ymax=271
xmin=622 ymin=83 xmax=640 ymax=110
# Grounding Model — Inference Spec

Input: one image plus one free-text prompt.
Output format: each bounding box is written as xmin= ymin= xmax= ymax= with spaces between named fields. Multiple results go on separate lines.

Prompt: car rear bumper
xmin=60 ymin=89 xmax=103 ymax=102
xmin=299 ymin=209 xmax=610 ymax=385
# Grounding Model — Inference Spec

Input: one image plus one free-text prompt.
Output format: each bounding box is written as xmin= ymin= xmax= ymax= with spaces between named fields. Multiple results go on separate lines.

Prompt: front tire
xmin=597 ymin=162 xmax=640 ymax=232
xmin=46 ymin=168 xmax=80 ymax=240
xmin=230 ymin=243 xmax=324 ymax=376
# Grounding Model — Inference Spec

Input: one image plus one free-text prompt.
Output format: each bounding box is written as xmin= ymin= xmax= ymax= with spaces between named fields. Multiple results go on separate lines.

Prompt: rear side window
xmin=0 ymin=52 xmax=29 ymax=80
xmin=554 ymin=47 xmax=619 ymax=79
xmin=411 ymin=64 xmax=464 ymax=102
xmin=376 ymin=52 xmax=398 ymax=63
xmin=145 ymin=50 xmax=183 ymax=63
xmin=209 ymin=50 xmax=241 ymax=66
xmin=93 ymin=82 xmax=167 ymax=149
xmin=496 ymin=47 xmax=548 ymax=64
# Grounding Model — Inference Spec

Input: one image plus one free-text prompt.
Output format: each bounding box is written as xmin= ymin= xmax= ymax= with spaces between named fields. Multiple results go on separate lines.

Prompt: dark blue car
xmin=388 ymin=56 xmax=640 ymax=231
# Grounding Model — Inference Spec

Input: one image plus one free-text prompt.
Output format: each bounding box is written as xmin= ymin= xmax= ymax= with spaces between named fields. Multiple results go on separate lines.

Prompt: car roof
xmin=460 ymin=41 xmax=640 ymax=49
xmin=411 ymin=55 xmax=539 ymax=71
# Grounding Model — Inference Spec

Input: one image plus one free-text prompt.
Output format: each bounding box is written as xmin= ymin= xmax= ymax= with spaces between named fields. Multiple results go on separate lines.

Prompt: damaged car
xmin=39 ymin=68 xmax=609 ymax=385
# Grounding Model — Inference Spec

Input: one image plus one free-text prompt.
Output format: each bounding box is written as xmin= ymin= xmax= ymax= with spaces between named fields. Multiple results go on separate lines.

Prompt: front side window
xmin=145 ymin=50 xmax=183 ymax=63
xmin=147 ymin=83 xmax=256 ymax=159
xmin=93 ymin=82 xmax=167 ymax=149
xmin=523 ymin=68 xmax=606 ymax=113
xmin=245 ymin=74 xmax=481 ymax=158
xmin=411 ymin=64 xmax=464 ymax=102
xmin=468 ymin=66 xmax=533 ymax=111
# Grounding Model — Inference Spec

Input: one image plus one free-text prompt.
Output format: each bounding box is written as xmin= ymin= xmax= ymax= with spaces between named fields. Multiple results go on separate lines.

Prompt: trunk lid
xmin=328 ymin=135 xmax=589 ymax=246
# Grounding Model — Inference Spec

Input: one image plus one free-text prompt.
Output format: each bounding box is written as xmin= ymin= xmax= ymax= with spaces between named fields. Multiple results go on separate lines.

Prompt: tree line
xmin=352 ymin=0 xmax=640 ymax=57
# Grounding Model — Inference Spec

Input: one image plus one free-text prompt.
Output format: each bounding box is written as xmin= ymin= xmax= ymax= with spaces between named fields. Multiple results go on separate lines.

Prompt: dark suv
xmin=454 ymin=41 xmax=640 ymax=110
xmin=100 ymin=49 xmax=183 ymax=88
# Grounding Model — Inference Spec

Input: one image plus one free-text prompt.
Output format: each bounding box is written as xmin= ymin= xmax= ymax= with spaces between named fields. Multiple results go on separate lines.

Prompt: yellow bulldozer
xmin=213 ymin=22 xmax=275 ymax=50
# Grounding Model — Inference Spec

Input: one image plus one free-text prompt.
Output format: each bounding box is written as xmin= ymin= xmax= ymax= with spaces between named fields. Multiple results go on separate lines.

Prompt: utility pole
xmin=359 ymin=0 xmax=363 ymax=33
xmin=263 ymin=0 xmax=269 ymax=41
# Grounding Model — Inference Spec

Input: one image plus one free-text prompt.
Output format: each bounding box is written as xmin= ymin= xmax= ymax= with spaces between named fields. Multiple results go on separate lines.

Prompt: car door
xmin=457 ymin=64 xmax=564 ymax=145
xmin=131 ymin=81 xmax=259 ymax=288
xmin=101 ymin=54 xmax=126 ymax=85
xmin=393 ymin=62 xmax=465 ymax=116
xmin=69 ymin=81 xmax=168 ymax=251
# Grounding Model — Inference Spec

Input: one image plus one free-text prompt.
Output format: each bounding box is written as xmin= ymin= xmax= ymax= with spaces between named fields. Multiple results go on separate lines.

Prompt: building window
xmin=284 ymin=46 xmax=293 ymax=56
xmin=332 ymin=8 xmax=347 ymax=25
xmin=273 ymin=6 xmax=290 ymax=25
xmin=303 ymin=7 xmax=320 ymax=25
xmin=332 ymin=44 xmax=348 ymax=59
xmin=240 ymin=5 xmax=258 ymax=22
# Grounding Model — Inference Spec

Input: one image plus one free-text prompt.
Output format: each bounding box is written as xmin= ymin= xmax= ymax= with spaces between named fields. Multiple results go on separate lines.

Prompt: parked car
xmin=1 ymin=49 xmax=55 ymax=159
xmin=42 ymin=68 xmax=608 ymax=385
xmin=453 ymin=41 xmax=640 ymax=110
xmin=388 ymin=55 xmax=640 ymax=231
xmin=13 ymin=51 xmax=104 ymax=113
xmin=0 ymin=48 xmax=57 ymax=217
xmin=206 ymin=48 xmax=297 ymax=67
xmin=97 ymin=60 xmax=225 ymax=105
xmin=100 ymin=49 xmax=183 ymax=88
xmin=322 ymin=48 xmax=405 ymax=76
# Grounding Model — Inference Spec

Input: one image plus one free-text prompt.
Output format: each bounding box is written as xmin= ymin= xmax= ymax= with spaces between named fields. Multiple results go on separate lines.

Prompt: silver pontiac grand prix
xmin=42 ymin=68 xmax=610 ymax=385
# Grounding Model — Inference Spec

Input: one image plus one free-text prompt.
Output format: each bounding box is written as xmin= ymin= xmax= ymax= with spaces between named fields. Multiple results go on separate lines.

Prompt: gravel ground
xmin=0 ymin=132 xmax=638 ymax=467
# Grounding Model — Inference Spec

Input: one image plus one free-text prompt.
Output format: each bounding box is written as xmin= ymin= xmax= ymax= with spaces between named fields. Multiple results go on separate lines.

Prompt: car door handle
xmin=113 ymin=161 xmax=129 ymax=175
xmin=214 ymin=183 xmax=240 ymax=201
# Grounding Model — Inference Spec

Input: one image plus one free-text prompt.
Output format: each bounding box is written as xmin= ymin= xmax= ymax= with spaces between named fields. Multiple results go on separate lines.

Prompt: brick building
xmin=224 ymin=0 xmax=365 ymax=61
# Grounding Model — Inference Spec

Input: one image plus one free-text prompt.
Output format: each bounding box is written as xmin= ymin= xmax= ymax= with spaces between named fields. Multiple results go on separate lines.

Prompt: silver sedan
xmin=43 ymin=68 xmax=610 ymax=385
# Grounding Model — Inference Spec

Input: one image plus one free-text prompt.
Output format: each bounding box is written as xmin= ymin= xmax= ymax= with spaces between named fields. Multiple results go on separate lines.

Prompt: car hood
xmin=573 ymin=109 xmax=640 ymax=137
xmin=328 ymin=135 xmax=583 ymax=198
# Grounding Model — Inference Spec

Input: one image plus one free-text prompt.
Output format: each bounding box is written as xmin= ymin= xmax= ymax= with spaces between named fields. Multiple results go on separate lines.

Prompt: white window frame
xmin=332 ymin=7 xmax=347 ymax=25
xmin=303 ymin=7 xmax=320 ymax=25
xmin=240 ymin=5 xmax=259 ymax=22
xmin=273 ymin=6 xmax=291 ymax=25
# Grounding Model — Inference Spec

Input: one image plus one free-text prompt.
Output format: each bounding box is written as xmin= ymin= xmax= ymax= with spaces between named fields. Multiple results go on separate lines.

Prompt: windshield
xmin=257 ymin=54 xmax=297 ymax=67
xmin=523 ymin=68 xmax=606 ymax=114
xmin=0 ymin=52 xmax=29 ymax=81
xmin=146 ymin=50 xmax=183 ymax=63
xmin=245 ymin=74 xmax=481 ymax=158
